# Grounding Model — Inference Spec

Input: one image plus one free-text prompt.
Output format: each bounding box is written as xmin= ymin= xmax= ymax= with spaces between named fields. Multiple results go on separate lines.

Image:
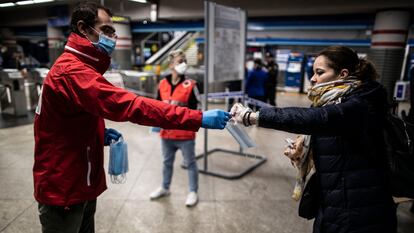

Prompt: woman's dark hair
xmin=317 ymin=45 xmax=378 ymax=80
xmin=70 ymin=1 xmax=112 ymax=35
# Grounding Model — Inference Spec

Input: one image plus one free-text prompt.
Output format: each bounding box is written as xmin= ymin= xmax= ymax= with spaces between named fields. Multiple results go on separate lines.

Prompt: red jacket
xmin=159 ymin=78 xmax=197 ymax=140
xmin=33 ymin=33 xmax=202 ymax=206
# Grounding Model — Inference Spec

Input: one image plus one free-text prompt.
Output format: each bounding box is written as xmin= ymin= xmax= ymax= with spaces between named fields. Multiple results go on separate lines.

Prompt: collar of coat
xmin=165 ymin=74 xmax=185 ymax=86
xmin=64 ymin=33 xmax=111 ymax=75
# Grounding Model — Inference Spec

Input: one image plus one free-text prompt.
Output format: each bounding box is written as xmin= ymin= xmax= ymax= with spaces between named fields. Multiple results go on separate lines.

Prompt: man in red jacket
xmin=33 ymin=2 xmax=230 ymax=232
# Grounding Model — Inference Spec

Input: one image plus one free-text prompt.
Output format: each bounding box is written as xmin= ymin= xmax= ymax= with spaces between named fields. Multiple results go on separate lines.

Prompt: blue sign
xmin=305 ymin=55 xmax=316 ymax=80
xmin=409 ymin=53 xmax=414 ymax=81
xmin=48 ymin=16 xmax=70 ymax=27
xmin=285 ymin=52 xmax=304 ymax=89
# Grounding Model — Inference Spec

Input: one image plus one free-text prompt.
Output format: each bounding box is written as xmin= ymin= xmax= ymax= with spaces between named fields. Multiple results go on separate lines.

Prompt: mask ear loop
xmin=90 ymin=26 xmax=117 ymax=41
xmin=83 ymin=25 xmax=101 ymax=45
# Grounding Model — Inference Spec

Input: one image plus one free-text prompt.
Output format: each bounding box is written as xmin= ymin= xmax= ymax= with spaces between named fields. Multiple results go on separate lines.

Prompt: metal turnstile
xmin=25 ymin=68 xmax=48 ymax=111
xmin=119 ymin=70 xmax=158 ymax=98
xmin=0 ymin=70 xmax=28 ymax=116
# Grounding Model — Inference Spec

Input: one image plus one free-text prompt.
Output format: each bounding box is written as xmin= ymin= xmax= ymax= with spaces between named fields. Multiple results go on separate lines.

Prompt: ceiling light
xmin=150 ymin=3 xmax=157 ymax=22
xmin=129 ymin=0 xmax=147 ymax=3
xmin=0 ymin=2 xmax=15 ymax=7
xmin=16 ymin=0 xmax=35 ymax=5
xmin=34 ymin=0 xmax=55 ymax=3
xmin=15 ymin=0 xmax=54 ymax=5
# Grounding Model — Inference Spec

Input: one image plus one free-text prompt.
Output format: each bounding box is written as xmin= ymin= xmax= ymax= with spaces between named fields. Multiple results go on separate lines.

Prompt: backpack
xmin=383 ymin=107 xmax=414 ymax=199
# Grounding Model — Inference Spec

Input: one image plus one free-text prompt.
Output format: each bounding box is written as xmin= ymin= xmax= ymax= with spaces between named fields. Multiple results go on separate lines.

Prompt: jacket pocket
xmin=86 ymin=146 xmax=91 ymax=186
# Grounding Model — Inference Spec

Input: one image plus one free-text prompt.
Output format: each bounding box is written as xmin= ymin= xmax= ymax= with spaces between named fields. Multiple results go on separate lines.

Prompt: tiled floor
xmin=0 ymin=92 xmax=412 ymax=233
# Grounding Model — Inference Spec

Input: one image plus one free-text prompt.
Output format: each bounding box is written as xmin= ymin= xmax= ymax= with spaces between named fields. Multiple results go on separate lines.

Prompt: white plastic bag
xmin=225 ymin=120 xmax=257 ymax=149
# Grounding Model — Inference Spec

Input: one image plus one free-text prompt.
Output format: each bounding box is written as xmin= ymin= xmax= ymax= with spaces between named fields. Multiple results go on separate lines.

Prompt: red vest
xmin=159 ymin=78 xmax=197 ymax=140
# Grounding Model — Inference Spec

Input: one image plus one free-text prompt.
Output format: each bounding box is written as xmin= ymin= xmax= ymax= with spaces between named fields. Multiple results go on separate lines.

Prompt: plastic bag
xmin=109 ymin=137 xmax=128 ymax=184
xmin=225 ymin=120 xmax=257 ymax=149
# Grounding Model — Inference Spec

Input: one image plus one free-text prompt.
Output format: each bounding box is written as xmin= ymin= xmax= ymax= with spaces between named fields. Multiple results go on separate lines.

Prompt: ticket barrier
xmin=25 ymin=68 xmax=48 ymax=111
xmin=0 ymin=70 xmax=28 ymax=116
xmin=119 ymin=70 xmax=158 ymax=98
xmin=103 ymin=71 xmax=125 ymax=89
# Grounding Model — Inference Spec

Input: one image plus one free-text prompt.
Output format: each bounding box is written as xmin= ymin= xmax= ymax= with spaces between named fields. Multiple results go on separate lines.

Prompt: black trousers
xmin=265 ymin=86 xmax=276 ymax=106
xmin=38 ymin=199 xmax=96 ymax=233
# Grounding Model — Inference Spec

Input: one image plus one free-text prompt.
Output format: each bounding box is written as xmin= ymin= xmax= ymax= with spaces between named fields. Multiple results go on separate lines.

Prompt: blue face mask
xmin=89 ymin=27 xmax=117 ymax=55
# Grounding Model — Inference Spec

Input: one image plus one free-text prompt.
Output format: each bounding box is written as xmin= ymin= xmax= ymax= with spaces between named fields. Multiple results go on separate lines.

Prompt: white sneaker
xmin=185 ymin=192 xmax=198 ymax=207
xmin=149 ymin=187 xmax=170 ymax=200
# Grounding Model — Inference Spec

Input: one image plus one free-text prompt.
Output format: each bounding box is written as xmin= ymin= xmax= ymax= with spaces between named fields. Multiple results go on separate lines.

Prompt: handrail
xmin=145 ymin=31 xmax=192 ymax=65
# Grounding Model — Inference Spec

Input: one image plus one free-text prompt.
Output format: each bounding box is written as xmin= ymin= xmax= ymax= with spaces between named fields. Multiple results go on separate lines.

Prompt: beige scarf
xmin=307 ymin=78 xmax=362 ymax=107
xmin=285 ymin=78 xmax=361 ymax=201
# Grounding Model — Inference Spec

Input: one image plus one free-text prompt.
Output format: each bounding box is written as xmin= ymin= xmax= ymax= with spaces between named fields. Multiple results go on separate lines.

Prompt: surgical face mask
xmin=109 ymin=137 xmax=128 ymax=184
xmin=174 ymin=62 xmax=188 ymax=75
xmin=88 ymin=26 xmax=117 ymax=55
xmin=246 ymin=61 xmax=254 ymax=70
xmin=225 ymin=120 xmax=256 ymax=149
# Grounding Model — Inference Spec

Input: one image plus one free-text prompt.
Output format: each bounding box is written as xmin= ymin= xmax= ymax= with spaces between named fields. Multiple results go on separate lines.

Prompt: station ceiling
xmin=0 ymin=0 xmax=413 ymax=27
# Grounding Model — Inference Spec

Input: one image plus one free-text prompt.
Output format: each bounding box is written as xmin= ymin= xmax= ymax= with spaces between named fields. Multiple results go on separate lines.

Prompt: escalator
xmin=145 ymin=31 xmax=193 ymax=65
xmin=143 ymin=31 xmax=205 ymax=91
xmin=143 ymin=31 xmax=234 ymax=94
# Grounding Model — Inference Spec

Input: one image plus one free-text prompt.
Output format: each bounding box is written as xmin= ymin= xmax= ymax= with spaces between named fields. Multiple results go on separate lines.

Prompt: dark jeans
xmin=265 ymin=86 xmax=276 ymax=106
xmin=38 ymin=199 xmax=96 ymax=233
xmin=411 ymin=202 xmax=414 ymax=213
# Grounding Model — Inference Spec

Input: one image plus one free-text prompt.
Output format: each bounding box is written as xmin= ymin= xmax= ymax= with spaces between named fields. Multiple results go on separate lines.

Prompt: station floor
xmin=0 ymin=92 xmax=413 ymax=233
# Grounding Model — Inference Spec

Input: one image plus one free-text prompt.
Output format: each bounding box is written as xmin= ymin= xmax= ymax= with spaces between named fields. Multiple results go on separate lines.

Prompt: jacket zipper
xmin=402 ymin=121 xmax=411 ymax=149
xmin=87 ymin=146 xmax=91 ymax=186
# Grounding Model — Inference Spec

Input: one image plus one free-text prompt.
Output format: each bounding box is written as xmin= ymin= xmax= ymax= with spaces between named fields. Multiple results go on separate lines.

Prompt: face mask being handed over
xmin=174 ymin=62 xmax=188 ymax=75
xmin=88 ymin=26 xmax=117 ymax=55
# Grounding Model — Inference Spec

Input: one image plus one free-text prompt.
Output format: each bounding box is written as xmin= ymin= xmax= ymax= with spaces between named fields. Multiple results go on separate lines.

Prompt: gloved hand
xmin=104 ymin=128 xmax=122 ymax=146
xmin=201 ymin=109 xmax=231 ymax=129
xmin=150 ymin=127 xmax=161 ymax=133
xmin=230 ymin=103 xmax=253 ymax=125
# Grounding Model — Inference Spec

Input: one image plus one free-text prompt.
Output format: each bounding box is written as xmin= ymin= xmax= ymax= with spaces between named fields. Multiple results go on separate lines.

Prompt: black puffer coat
xmin=259 ymin=80 xmax=397 ymax=233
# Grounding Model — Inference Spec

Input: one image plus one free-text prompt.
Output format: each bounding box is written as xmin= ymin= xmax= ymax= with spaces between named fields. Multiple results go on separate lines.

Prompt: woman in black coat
xmin=231 ymin=46 xmax=396 ymax=233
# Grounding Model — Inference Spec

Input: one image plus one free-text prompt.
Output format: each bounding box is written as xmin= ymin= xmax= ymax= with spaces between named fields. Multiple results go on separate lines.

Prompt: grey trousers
xmin=38 ymin=199 xmax=96 ymax=233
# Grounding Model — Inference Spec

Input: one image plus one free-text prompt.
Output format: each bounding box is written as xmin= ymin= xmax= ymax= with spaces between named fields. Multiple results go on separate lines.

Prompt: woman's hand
xmin=283 ymin=136 xmax=305 ymax=165
xmin=230 ymin=103 xmax=255 ymax=126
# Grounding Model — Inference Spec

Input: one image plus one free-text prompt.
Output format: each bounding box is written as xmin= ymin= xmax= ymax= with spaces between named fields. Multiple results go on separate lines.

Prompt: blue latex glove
xmin=201 ymin=109 xmax=231 ymax=129
xmin=150 ymin=127 xmax=161 ymax=133
xmin=104 ymin=128 xmax=122 ymax=146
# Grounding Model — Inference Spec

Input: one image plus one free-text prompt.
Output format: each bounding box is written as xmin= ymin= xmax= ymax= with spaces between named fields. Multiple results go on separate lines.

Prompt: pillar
xmin=112 ymin=21 xmax=133 ymax=70
xmin=47 ymin=26 xmax=65 ymax=66
xmin=368 ymin=10 xmax=411 ymax=102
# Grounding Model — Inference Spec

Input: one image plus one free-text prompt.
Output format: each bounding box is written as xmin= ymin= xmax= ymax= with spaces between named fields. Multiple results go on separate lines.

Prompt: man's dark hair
xmin=253 ymin=58 xmax=263 ymax=69
xmin=265 ymin=51 xmax=273 ymax=58
xmin=70 ymin=1 xmax=112 ymax=35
